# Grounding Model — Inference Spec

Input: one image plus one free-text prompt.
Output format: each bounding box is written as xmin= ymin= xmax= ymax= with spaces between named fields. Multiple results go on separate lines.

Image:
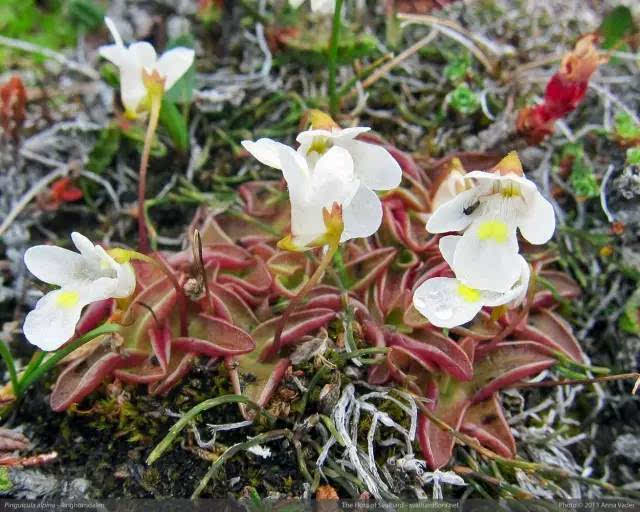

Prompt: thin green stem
xmin=137 ymin=93 xmax=163 ymax=253
xmin=328 ymin=0 xmax=344 ymax=117
xmin=16 ymin=323 xmax=121 ymax=396
xmin=146 ymin=394 xmax=274 ymax=465
xmin=0 ymin=340 xmax=19 ymax=398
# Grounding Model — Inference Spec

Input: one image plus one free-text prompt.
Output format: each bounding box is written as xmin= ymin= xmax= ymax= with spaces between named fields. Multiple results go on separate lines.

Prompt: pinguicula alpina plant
xmin=10 ymin=122 xmax=592 ymax=475
xmin=99 ymin=17 xmax=195 ymax=253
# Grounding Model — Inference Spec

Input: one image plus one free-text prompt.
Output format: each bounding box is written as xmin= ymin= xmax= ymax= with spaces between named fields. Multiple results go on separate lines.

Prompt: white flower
xmin=99 ymin=17 xmax=194 ymax=117
xmin=23 ymin=233 xmax=136 ymax=351
xmin=413 ymin=235 xmax=530 ymax=328
xmin=289 ymin=0 xmax=335 ymax=14
xmin=242 ymin=126 xmax=401 ymax=195
xmin=426 ymin=152 xmax=554 ymax=292
xmin=274 ymin=144 xmax=383 ymax=248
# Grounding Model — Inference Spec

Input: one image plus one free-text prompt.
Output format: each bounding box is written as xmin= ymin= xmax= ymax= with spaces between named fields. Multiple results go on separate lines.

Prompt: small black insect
xmin=463 ymin=201 xmax=479 ymax=215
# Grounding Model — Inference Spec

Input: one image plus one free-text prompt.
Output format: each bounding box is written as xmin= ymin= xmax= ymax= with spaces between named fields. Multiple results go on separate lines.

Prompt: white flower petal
xmin=438 ymin=235 xmax=461 ymax=268
xmin=155 ymin=47 xmax=195 ymax=91
xmin=129 ymin=41 xmax=157 ymax=69
xmin=337 ymin=139 xmax=401 ymax=190
xmin=98 ymin=44 xmax=125 ymax=67
xmin=413 ymin=277 xmax=483 ymax=328
xmin=104 ymin=17 xmax=124 ymax=48
xmin=24 ymin=246 xmax=85 ymax=287
xmin=116 ymin=53 xmax=147 ymax=114
xmin=426 ymin=188 xmax=479 ymax=234
xmin=308 ymin=146 xmax=358 ymax=206
xmin=333 ymin=126 xmax=371 ymax=140
xmin=481 ymin=256 xmax=530 ymax=307
xmin=452 ymin=217 xmax=521 ymax=292
xmin=277 ymin=144 xmax=312 ymax=205
xmin=114 ymin=263 xmax=137 ymax=298
xmin=518 ymin=191 xmax=556 ymax=244
xmin=242 ymin=138 xmax=288 ymax=169
xmin=341 ymin=185 xmax=383 ymax=242
xmin=289 ymin=0 xmax=306 ymax=7
xmin=23 ymin=289 xmax=88 ymax=351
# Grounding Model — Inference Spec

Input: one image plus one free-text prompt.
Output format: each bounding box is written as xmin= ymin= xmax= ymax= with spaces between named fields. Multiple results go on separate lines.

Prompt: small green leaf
xmin=620 ymin=288 xmax=640 ymax=334
xmin=444 ymin=52 xmax=471 ymax=83
xmin=599 ymin=6 xmax=634 ymax=50
xmin=626 ymin=147 xmax=640 ymax=165
xmin=163 ymin=34 xmax=196 ymax=105
xmin=0 ymin=467 xmax=11 ymax=492
xmin=563 ymin=143 xmax=599 ymax=199
xmin=87 ymin=125 xmax=121 ymax=174
xmin=159 ymin=99 xmax=189 ymax=152
xmin=448 ymin=83 xmax=479 ymax=115
xmin=614 ymin=112 xmax=640 ymax=142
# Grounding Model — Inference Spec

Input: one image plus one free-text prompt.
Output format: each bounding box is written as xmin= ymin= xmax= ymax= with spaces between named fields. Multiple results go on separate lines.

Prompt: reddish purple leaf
xmin=472 ymin=341 xmax=556 ymax=403
xmin=172 ymin=314 xmax=255 ymax=358
xmin=461 ymin=394 xmax=516 ymax=458
xmin=255 ymin=308 xmax=337 ymax=361
xmin=389 ymin=330 xmax=473 ymax=381
xmin=75 ymin=299 xmax=114 ymax=336
xmin=149 ymin=351 xmax=197 ymax=396
xmin=418 ymin=378 xmax=471 ymax=469
xmin=515 ymin=309 xmax=585 ymax=363
xmin=148 ymin=321 xmax=172 ymax=373
xmin=50 ymin=338 xmax=146 ymax=411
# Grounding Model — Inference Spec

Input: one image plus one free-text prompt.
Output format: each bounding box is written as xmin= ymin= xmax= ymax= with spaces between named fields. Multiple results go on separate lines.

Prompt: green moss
xmin=448 ymin=84 xmax=480 ymax=115
xmin=0 ymin=467 xmax=11 ymax=493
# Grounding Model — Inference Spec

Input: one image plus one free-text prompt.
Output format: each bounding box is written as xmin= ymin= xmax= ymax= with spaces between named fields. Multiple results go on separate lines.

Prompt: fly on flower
xmin=426 ymin=152 xmax=555 ymax=292
xmin=23 ymin=232 xmax=136 ymax=351
xmin=99 ymin=17 xmax=195 ymax=118
xmin=413 ymin=235 xmax=530 ymax=328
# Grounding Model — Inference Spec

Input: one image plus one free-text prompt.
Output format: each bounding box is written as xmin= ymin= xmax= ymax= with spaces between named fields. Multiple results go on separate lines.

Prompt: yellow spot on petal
xmin=457 ymin=283 xmax=481 ymax=303
xmin=477 ymin=219 xmax=509 ymax=243
xmin=56 ymin=291 xmax=80 ymax=309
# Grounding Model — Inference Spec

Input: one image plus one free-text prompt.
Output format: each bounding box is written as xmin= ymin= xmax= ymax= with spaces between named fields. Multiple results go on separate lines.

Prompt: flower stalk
xmin=137 ymin=85 xmax=163 ymax=253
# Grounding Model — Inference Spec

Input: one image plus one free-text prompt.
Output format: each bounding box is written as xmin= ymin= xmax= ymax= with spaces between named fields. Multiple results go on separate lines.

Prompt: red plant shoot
xmin=517 ymin=35 xmax=608 ymax=144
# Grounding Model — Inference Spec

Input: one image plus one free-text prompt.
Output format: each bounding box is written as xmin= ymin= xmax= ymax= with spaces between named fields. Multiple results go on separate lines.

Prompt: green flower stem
xmin=16 ymin=323 xmax=121 ymax=397
xmin=137 ymin=92 xmax=163 ymax=253
xmin=146 ymin=394 xmax=274 ymax=466
xmin=269 ymin=243 xmax=339 ymax=359
xmin=0 ymin=341 xmax=18 ymax=398
xmin=328 ymin=0 xmax=345 ymax=117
